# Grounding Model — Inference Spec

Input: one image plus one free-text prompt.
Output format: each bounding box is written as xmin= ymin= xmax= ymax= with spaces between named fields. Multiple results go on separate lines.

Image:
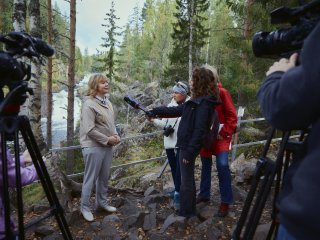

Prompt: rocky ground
xmin=23 ymin=163 xmax=274 ymax=240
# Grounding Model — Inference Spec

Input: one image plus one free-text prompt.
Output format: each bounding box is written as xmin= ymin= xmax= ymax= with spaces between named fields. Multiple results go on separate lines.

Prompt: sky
xmin=55 ymin=0 xmax=142 ymax=55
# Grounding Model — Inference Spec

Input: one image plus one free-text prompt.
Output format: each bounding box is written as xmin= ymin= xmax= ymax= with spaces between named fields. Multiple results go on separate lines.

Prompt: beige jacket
xmin=80 ymin=96 xmax=117 ymax=148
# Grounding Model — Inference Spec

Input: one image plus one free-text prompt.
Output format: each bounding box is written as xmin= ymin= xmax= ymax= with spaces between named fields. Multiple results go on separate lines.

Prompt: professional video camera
xmin=0 ymin=31 xmax=54 ymax=115
xmin=252 ymin=0 xmax=320 ymax=58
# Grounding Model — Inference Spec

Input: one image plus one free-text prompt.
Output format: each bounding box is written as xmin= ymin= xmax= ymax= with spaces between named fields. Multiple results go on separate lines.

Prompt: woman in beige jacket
xmin=79 ymin=73 xmax=120 ymax=222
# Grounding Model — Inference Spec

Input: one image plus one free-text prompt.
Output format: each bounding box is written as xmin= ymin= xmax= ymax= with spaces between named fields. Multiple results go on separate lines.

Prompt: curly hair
xmin=190 ymin=67 xmax=219 ymax=99
xmin=86 ymin=73 xmax=109 ymax=97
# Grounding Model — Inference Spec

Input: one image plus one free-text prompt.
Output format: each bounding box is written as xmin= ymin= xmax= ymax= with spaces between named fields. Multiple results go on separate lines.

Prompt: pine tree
xmin=101 ymin=0 xmax=121 ymax=81
xmin=166 ymin=0 xmax=210 ymax=84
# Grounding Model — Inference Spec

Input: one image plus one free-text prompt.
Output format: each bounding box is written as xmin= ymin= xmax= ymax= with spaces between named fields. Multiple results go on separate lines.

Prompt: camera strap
xmin=165 ymin=118 xmax=179 ymax=128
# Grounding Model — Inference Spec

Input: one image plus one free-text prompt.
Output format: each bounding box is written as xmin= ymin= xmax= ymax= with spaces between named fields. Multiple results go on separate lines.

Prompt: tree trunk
xmin=13 ymin=0 xmax=26 ymax=32
xmin=243 ymin=0 xmax=254 ymax=40
xmin=46 ymin=0 xmax=53 ymax=150
xmin=27 ymin=0 xmax=46 ymax=151
xmin=66 ymin=0 xmax=76 ymax=174
xmin=188 ymin=0 xmax=194 ymax=80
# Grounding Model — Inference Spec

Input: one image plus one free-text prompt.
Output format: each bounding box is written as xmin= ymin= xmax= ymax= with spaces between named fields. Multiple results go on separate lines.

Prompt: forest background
xmin=0 ymin=0 xmax=299 ymax=174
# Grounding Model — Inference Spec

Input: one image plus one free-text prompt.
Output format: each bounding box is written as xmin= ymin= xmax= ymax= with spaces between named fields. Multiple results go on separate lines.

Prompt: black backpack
xmin=202 ymin=109 xmax=220 ymax=150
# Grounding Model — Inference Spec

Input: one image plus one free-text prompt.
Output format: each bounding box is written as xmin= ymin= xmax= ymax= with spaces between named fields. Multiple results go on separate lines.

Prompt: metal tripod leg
xmin=18 ymin=116 xmax=73 ymax=239
xmin=232 ymin=130 xmax=290 ymax=240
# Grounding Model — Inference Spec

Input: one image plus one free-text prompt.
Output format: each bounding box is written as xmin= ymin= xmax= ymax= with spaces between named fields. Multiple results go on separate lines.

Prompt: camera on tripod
xmin=0 ymin=31 xmax=54 ymax=115
xmin=252 ymin=0 xmax=320 ymax=58
xmin=163 ymin=125 xmax=174 ymax=137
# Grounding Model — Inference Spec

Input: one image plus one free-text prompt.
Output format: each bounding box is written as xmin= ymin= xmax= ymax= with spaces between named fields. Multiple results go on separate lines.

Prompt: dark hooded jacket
xmin=150 ymin=96 xmax=219 ymax=161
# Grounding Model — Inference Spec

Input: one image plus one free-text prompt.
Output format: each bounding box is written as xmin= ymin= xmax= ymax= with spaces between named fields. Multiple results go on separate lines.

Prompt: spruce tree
xmin=165 ymin=0 xmax=210 ymax=85
xmin=101 ymin=0 xmax=121 ymax=81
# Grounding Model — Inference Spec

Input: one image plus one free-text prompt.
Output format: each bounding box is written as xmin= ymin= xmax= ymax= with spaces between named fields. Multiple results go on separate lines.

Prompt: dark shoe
xmin=196 ymin=196 xmax=210 ymax=204
xmin=215 ymin=203 xmax=229 ymax=217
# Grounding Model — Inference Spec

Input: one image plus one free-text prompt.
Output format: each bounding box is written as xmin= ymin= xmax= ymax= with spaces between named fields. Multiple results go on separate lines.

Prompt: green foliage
xmin=22 ymin=184 xmax=45 ymax=206
xmin=165 ymin=0 xmax=210 ymax=85
xmin=100 ymin=1 xmax=122 ymax=81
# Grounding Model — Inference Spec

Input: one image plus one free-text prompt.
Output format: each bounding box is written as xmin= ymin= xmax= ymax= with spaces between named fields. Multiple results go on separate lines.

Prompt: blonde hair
xmin=202 ymin=64 xmax=220 ymax=83
xmin=86 ymin=73 xmax=109 ymax=97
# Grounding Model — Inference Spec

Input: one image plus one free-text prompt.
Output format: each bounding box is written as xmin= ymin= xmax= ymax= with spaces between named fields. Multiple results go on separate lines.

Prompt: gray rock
xmin=33 ymin=204 xmax=49 ymax=213
xmin=111 ymin=168 xmax=126 ymax=180
xmin=198 ymin=205 xmax=215 ymax=220
xmin=253 ymin=222 xmax=272 ymax=240
xmin=147 ymin=231 xmax=167 ymax=240
xmin=160 ymin=213 xmax=186 ymax=233
xmin=143 ymin=211 xmax=157 ymax=231
xmin=195 ymin=218 xmax=213 ymax=232
xmin=144 ymin=193 xmax=167 ymax=205
xmin=128 ymin=227 xmax=139 ymax=240
xmin=35 ymin=225 xmax=55 ymax=236
xmin=101 ymin=214 xmax=121 ymax=228
xmin=144 ymin=186 xmax=160 ymax=197
xmin=65 ymin=210 xmax=81 ymax=226
xmin=90 ymin=222 xmax=101 ymax=231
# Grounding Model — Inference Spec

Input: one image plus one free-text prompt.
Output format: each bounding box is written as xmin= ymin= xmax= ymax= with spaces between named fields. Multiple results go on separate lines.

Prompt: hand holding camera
xmin=266 ymin=53 xmax=298 ymax=76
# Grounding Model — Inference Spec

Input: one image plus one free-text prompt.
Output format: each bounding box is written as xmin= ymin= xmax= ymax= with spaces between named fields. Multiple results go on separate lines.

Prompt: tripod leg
xmin=232 ymin=158 xmax=267 ymax=239
xmin=1 ymin=132 xmax=13 ymax=239
xmin=18 ymin=116 xmax=73 ymax=239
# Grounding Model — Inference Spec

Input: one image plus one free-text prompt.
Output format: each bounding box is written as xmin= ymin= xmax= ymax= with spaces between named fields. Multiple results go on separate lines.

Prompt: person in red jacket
xmin=197 ymin=64 xmax=237 ymax=217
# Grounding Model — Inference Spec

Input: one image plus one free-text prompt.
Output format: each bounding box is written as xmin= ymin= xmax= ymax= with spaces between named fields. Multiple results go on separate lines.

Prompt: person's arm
xmin=1 ymin=150 xmax=38 ymax=187
xmin=219 ymin=88 xmax=237 ymax=139
xmin=150 ymin=104 xmax=184 ymax=118
xmin=257 ymin=22 xmax=320 ymax=130
xmin=152 ymin=118 xmax=167 ymax=128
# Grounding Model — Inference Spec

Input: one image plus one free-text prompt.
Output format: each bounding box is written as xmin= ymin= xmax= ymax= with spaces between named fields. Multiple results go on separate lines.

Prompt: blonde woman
xmin=79 ymin=73 xmax=120 ymax=221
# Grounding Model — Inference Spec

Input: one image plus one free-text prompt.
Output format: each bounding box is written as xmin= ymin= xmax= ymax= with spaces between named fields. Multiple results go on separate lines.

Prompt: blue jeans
xmin=166 ymin=148 xmax=181 ymax=192
xmin=277 ymin=224 xmax=296 ymax=240
xmin=199 ymin=151 xmax=233 ymax=204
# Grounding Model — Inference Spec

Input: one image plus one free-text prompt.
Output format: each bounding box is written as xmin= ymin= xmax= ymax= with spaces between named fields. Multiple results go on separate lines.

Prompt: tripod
xmin=0 ymin=84 xmax=73 ymax=239
xmin=232 ymin=128 xmax=306 ymax=240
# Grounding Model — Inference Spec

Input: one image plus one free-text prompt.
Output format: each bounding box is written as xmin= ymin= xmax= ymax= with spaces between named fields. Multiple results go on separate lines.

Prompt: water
xmin=41 ymin=75 xmax=90 ymax=147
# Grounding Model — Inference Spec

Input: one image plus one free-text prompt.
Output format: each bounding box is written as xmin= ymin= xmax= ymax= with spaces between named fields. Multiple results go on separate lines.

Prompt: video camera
xmin=252 ymin=0 xmax=320 ymax=58
xmin=0 ymin=31 xmax=54 ymax=115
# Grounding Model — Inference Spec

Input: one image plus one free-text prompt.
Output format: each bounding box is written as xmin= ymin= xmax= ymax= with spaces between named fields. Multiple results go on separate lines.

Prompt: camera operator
xmin=149 ymin=81 xmax=190 ymax=210
xmin=257 ymin=21 xmax=320 ymax=240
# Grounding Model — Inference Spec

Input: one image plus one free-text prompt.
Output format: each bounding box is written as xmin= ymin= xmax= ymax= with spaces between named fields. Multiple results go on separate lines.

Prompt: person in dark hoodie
xmin=148 ymin=67 xmax=220 ymax=217
xmin=257 ymin=21 xmax=320 ymax=240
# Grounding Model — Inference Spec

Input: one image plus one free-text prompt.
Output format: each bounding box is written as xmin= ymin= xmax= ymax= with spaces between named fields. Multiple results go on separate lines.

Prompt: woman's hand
xmin=108 ymin=135 xmax=121 ymax=146
xmin=183 ymin=159 xmax=190 ymax=164
xmin=23 ymin=150 xmax=32 ymax=164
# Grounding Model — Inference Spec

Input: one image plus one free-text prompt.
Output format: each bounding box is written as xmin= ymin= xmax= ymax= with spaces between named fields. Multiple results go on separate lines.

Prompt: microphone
xmin=124 ymin=95 xmax=150 ymax=113
xmin=124 ymin=95 xmax=140 ymax=109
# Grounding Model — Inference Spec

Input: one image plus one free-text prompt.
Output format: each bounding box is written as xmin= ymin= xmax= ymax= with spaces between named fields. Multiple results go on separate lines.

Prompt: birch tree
xmin=28 ymin=0 xmax=46 ymax=150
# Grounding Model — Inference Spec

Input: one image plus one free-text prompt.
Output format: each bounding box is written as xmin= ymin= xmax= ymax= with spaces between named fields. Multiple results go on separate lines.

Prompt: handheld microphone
xmin=123 ymin=95 xmax=149 ymax=114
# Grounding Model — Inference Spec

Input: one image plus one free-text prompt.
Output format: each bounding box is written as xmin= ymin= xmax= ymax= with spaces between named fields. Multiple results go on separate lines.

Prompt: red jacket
xmin=200 ymin=83 xmax=237 ymax=157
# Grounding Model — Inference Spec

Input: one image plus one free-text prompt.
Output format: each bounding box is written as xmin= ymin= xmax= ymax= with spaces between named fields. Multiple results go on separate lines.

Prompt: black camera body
xmin=252 ymin=0 xmax=320 ymax=58
xmin=0 ymin=32 xmax=54 ymax=116
xmin=163 ymin=125 xmax=174 ymax=137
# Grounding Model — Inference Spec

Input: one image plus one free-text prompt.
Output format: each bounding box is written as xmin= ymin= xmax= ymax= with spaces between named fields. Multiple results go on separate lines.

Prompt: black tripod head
xmin=0 ymin=31 xmax=54 ymax=116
